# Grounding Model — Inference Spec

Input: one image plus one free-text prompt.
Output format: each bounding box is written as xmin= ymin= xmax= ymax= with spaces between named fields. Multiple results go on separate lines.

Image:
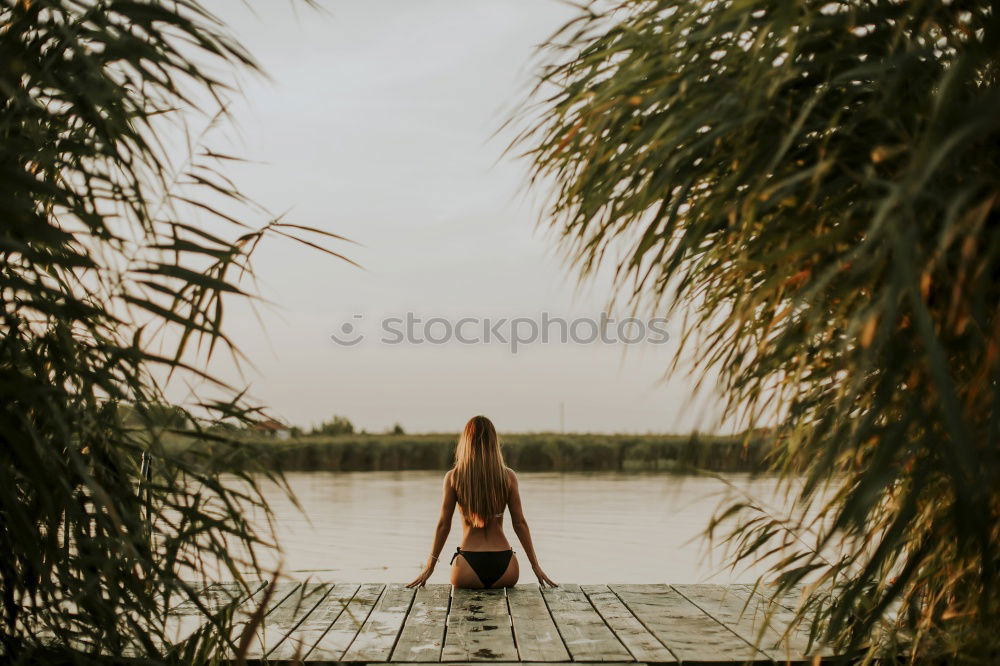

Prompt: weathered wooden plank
xmin=581 ymin=585 xmax=675 ymax=663
xmin=227 ymin=582 xmax=303 ymax=625
xmin=342 ymin=583 xmax=415 ymax=662
xmin=391 ymin=584 xmax=451 ymax=662
xmin=729 ymin=584 xmax=837 ymax=659
xmin=165 ymin=579 xmax=273 ymax=646
xmin=269 ymin=583 xmax=360 ymax=661
xmin=308 ymin=583 xmax=384 ymax=661
xmin=442 ymin=587 xmax=518 ymax=662
xmin=164 ymin=582 xmax=238 ymax=645
xmin=542 ymin=584 xmax=632 ymax=662
xmin=611 ymin=584 xmax=767 ymax=664
xmin=164 ymin=580 xmax=212 ymax=613
xmin=733 ymin=583 xmax=807 ymax=614
xmin=244 ymin=582 xmax=334 ymax=659
xmin=507 ymin=584 xmax=570 ymax=662
xmin=674 ymin=584 xmax=808 ymax=662
xmin=222 ymin=581 xmax=306 ymax=660
xmin=127 ymin=580 xmax=209 ymax=655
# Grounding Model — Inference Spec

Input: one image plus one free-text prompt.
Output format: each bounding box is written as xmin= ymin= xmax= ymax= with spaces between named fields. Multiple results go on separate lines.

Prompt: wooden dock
xmin=168 ymin=582 xmax=835 ymax=665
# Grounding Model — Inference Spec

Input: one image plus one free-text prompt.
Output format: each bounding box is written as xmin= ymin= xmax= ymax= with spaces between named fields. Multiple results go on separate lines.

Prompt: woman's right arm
xmin=406 ymin=470 xmax=456 ymax=588
xmin=507 ymin=469 xmax=557 ymax=587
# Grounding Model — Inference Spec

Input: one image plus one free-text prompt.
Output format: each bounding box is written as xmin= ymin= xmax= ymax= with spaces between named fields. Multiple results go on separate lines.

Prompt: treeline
xmin=225 ymin=432 xmax=772 ymax=473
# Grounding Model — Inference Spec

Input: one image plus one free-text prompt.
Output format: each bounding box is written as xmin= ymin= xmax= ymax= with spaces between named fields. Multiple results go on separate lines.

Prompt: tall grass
xmin=1 ymin=1 xmax=347 ymax=662
xmin=517 ymin=0 xmax=1000 ymax=662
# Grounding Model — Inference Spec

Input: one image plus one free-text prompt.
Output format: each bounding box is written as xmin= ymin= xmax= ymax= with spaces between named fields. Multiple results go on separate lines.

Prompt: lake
xmin=225 ymin=470 xmax=805 ymax=584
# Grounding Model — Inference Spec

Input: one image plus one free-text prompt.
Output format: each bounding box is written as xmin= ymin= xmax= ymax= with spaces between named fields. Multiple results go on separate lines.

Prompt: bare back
xmin=450 ymin=468 xmax=513 ymax=550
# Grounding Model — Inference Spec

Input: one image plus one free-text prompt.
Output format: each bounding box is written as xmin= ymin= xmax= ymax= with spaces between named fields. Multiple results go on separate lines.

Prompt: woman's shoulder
xmin=443 ymin=469 xmax=460 ymax=497
xmin=504 ymin=466 xmax=518 ymax=483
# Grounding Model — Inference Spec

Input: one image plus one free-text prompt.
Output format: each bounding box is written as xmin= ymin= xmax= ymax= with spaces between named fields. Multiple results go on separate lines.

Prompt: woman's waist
xmin=458 ymin=530 xmax=512 ymax=551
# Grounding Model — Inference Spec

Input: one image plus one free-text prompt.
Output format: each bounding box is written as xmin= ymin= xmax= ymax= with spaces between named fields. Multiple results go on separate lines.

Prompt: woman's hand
xmin=406 ymin=563 xmax=435 ymax=588
xmin=533 ymin=566 xmax=557 ymax=588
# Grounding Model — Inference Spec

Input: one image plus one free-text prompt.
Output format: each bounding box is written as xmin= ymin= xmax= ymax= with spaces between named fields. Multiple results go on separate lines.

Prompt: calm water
xmin=225 ymin=471 xmax=803 ymax=584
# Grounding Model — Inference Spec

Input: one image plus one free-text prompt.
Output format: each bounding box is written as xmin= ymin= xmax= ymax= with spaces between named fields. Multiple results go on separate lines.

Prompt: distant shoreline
xmin=188 ymin=432 xmax=773 ymax=473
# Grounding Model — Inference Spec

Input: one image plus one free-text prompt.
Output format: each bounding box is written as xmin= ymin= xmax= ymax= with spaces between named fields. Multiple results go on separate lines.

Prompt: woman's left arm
xmin=406 ymin=471 xmax=457 ymax=588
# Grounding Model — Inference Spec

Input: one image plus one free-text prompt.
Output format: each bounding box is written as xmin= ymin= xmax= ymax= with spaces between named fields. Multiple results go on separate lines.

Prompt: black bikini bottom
xmin=450 ymin=547 xmax=514 ymax=588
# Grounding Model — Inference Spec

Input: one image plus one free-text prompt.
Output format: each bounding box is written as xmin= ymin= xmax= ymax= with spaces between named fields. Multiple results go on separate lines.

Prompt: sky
xmin=168 ymin=0 xmax=737 ymax=435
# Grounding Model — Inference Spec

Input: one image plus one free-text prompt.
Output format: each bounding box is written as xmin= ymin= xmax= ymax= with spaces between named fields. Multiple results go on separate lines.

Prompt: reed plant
xmin=1 ymin=1 xmax=346 ymax=662
xmin=517 ymin=1 xmax=1000 ymax=662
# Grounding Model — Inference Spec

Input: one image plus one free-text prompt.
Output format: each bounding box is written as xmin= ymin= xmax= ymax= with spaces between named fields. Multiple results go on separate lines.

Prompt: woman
xmin=406 ymin=415 xmax=557 ymax=589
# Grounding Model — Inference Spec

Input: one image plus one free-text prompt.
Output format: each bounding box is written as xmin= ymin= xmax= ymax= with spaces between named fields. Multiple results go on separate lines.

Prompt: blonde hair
xmin=451 ymin=415 xmax=509 ymax=528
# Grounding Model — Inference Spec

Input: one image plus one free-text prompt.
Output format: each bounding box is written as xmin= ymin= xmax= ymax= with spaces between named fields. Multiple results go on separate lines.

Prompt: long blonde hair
xmin=451 ymin=415 xmax=509 ymax=527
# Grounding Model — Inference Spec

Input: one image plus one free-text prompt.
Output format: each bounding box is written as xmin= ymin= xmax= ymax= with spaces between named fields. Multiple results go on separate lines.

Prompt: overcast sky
xmin=173 ymin=0 xmax=736 ymax=434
